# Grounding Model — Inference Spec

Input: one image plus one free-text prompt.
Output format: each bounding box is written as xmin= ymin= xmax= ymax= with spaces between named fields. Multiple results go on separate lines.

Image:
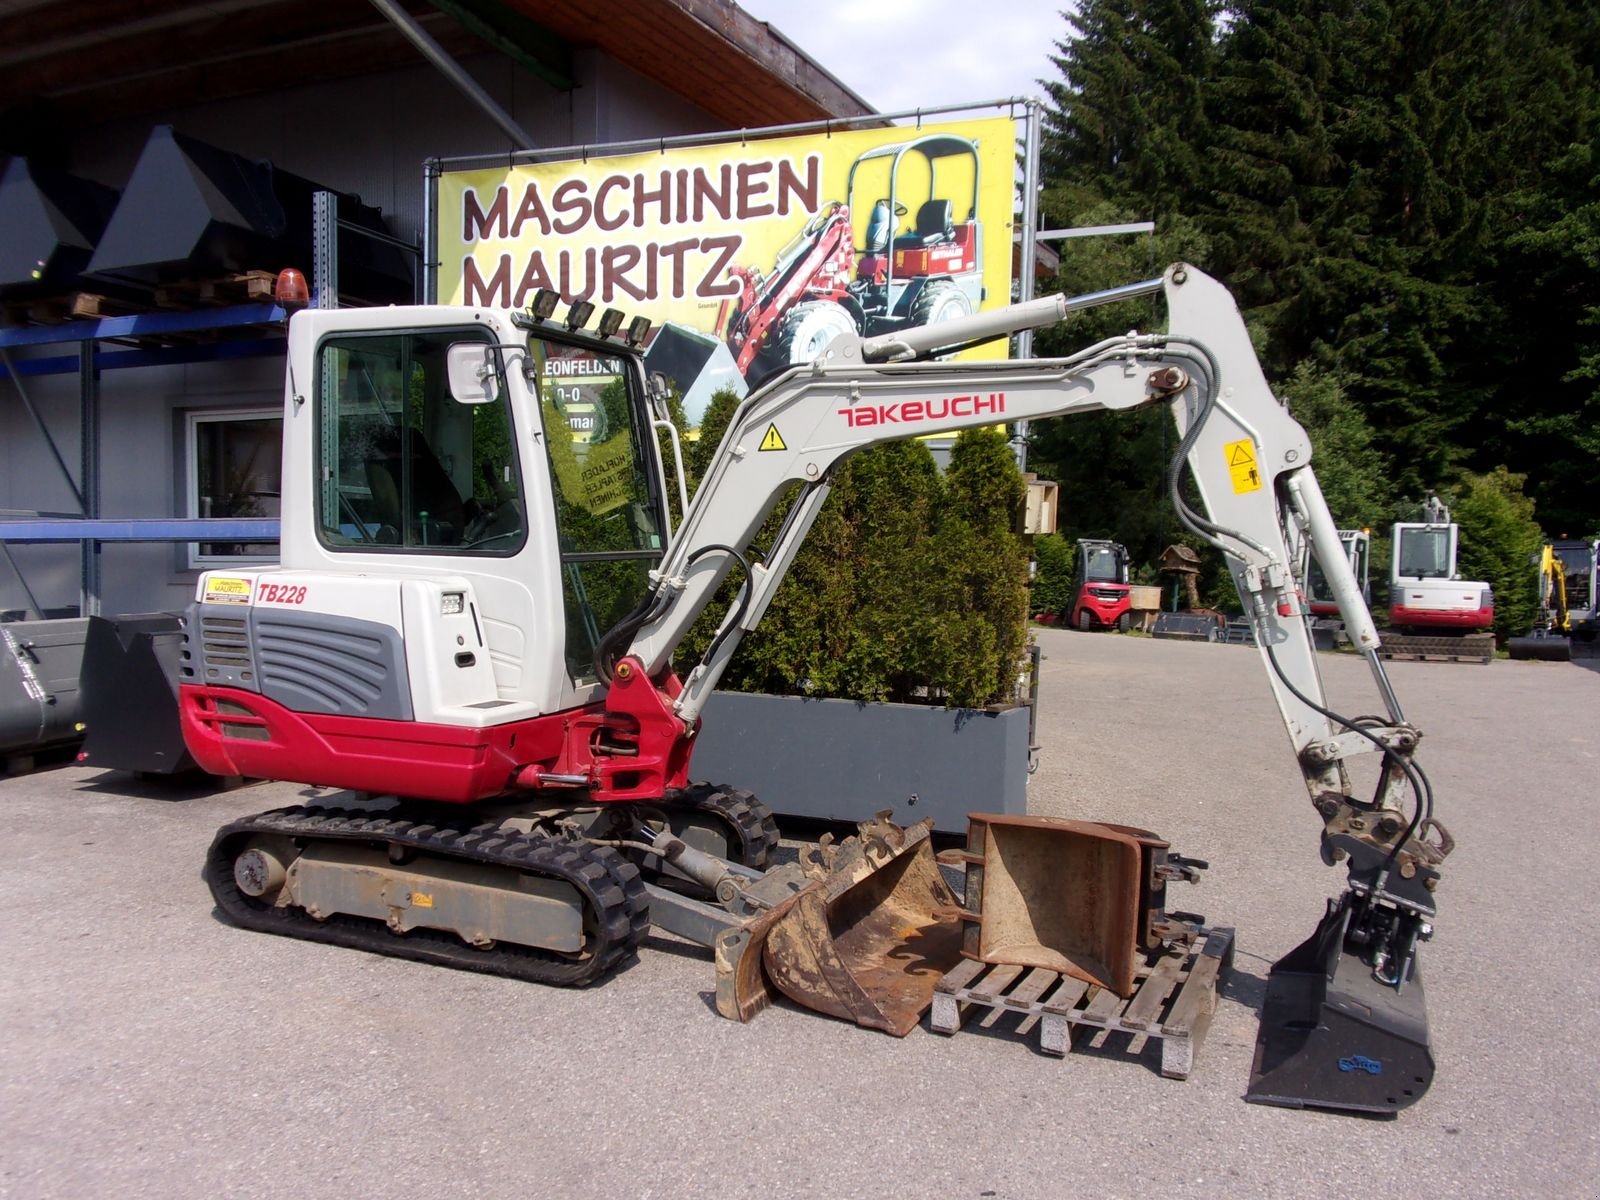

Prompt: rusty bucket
xmin=715 ymin=816 xmax=964 ymax=1036
xmin=940 ymin=815 xmax=1149 ymax=997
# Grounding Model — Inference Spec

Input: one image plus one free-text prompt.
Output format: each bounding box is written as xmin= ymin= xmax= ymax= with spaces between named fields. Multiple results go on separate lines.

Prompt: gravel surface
xmin=3 ymin=629 xmax=1596 ymax=1199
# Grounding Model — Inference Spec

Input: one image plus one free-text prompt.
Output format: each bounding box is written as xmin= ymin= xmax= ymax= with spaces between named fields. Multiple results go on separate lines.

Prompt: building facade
xmin=0 ymin=0 xmax=872 ymax=619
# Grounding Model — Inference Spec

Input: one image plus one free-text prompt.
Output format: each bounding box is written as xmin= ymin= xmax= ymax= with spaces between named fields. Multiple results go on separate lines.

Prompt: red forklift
xmin=1070 ymin=539 xmax=1133 ymax=631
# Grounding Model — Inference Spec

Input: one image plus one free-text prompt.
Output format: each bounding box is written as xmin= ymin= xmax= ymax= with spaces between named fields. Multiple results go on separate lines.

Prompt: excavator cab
xmin=1305 ymin=530 xmax=1371 ymax=616
xmin=1388 ymin=499 xmax=1493 ymax=635
xmin=1554 ymin=539 xmax=1599 ymax=641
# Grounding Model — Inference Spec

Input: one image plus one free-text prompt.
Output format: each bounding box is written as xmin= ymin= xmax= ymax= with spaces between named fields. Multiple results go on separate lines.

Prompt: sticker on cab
xmin=204 ymin=576 xmax=253 ymax=605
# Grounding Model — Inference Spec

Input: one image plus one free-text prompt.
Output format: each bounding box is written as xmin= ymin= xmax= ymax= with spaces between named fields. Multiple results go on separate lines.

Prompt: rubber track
xmin=205 ymin=806 xmax=650 ymax=987
xmin=665 ymin=782 xmax=781 ymax=868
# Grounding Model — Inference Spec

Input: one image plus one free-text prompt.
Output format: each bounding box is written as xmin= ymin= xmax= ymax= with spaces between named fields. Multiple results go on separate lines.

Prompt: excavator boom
xmin=601 ymin=264 xmax=1450 ymax=1113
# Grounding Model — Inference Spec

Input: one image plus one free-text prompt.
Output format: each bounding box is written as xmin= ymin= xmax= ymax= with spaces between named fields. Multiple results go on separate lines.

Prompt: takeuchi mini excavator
xmin=178 ymin=265 xmax=1452 ymax=1117
xmin=1070 ymin=538 xmax=1133 ymax=631
xmin=1301 ymin=529 xmax=1371 ymax=648
xmin=1385 ymin=498 xmax=1495 ymax=660
xmin=1306 ymin=530 xmax=1372 ymax=618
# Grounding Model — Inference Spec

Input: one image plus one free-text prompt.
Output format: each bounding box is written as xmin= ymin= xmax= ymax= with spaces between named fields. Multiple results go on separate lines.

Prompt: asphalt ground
xmin=3 ymin=629 xmax=1597 ymax=1199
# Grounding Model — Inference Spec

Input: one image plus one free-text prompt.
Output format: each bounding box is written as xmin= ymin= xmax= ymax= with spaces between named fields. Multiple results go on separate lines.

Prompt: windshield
xmin=1309 ymin=536 xmax=1369 ymax=604
xmin=529 ymin=338 xmax=666 ymax=683
xmin=1397 ymin=527 xmax=1452 ymax=578
xmin=1554 ymin=544 xmax=1593 ymax=578
xmin=1084 ymin=547 xmax=1124 ymax=583
xmin=315 ymin=327 xmax=524 ymax=555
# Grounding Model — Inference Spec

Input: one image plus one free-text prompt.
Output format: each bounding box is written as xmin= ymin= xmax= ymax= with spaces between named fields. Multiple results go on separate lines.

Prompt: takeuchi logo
xmin=838 ymin=394 xmax=1006 ymax=428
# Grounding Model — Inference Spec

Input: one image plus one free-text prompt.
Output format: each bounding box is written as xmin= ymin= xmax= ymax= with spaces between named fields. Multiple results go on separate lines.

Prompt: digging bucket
xmin=939 ymin=815 xmax=1149 ymax=997
xmin=715 ymin=816 xmax=964 ymax=1036
xmin=1508 ymin=633 xmax=1572 ymax=662
xmin=1247 ymin=894 xmax=1434 ymax=1116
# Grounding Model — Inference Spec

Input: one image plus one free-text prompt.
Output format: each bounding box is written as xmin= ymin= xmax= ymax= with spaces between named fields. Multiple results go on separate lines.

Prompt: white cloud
xmin=737 ymin=0 xmax=1070 ymax=118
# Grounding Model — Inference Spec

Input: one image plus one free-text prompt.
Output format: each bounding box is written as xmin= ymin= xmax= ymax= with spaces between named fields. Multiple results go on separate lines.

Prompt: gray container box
xmin=690 ymin=691 xmax=1030 ymax=832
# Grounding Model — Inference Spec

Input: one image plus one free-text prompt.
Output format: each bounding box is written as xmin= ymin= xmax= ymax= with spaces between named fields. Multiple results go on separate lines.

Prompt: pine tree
xmin=1042 ymin=0 xmax=1222 ymax=218
xmin=1033 ymin=2 xmax=1223 ymax=577
xmin=1472 ymin=0 xmax=1600 ymax=536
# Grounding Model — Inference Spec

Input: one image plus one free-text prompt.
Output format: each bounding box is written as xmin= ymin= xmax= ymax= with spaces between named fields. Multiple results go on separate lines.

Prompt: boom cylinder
xmin=860 ymin=277 xmax=1165 ymax=362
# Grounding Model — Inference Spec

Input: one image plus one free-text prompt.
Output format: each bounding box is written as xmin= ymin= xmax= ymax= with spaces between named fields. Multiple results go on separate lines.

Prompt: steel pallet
xmin=928 ymin=927 xmax=1235 ymax=1080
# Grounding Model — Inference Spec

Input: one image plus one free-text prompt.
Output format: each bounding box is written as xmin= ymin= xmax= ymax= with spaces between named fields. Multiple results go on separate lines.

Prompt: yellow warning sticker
xmin=411 ymin=892 xmax=434 ymax=908
xmin=1225 ymin=438 xmax=1263 ymax=494
xmin=758 ymin=424 xmax=787 ymax=452
xmin=203 ymin=576 xmax=253 ymax=605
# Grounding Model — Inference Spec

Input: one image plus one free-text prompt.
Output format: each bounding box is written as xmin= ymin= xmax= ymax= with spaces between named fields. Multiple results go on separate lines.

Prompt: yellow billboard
xmin=436 ymin=117 xmax=1017 ymax=416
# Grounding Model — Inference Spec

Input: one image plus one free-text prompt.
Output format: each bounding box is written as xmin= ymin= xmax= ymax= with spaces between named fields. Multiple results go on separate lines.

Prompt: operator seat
xmin=362 ymin=427 xmax=467 ymax=545
xmin=893 ymin=200 xmax=954 ymax=250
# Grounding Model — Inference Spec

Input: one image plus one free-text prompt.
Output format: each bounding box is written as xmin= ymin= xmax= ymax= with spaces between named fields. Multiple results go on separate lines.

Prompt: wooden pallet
xmin=1379 ymin=651 xmax=1492 ymax=664
xmin=929 ymin=927 xmax=1234 ymax=1080
xmin=154 ymin=270 xmax=277 ymax=308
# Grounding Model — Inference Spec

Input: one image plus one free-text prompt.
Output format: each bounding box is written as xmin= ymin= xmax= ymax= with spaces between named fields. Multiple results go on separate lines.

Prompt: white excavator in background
xmin=1301 ymin=528 xmax=1371 ymax=649
xmin=177 ymin=264 xmax=1452 ymax=1117
xmin=1384 ymin=497 xmax=1496 ymax=662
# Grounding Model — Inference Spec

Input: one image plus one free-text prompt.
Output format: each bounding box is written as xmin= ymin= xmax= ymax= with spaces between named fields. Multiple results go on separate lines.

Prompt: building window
xmin=186 ymin=408 xmax=282 ymax=567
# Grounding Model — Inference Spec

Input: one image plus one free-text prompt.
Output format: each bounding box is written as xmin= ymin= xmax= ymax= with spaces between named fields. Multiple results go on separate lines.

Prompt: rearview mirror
xmin=446 ymin=343 xmax=499 ymax=405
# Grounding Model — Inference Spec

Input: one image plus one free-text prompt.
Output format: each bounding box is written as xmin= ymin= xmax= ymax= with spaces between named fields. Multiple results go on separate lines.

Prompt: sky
xmin=734 ymin=0 xmax=1069 ymax=119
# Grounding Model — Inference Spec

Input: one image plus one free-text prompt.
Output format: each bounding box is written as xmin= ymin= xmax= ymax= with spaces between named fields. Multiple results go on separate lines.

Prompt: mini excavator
xmin=179 ymin=265 xmax=1452 ymax=1116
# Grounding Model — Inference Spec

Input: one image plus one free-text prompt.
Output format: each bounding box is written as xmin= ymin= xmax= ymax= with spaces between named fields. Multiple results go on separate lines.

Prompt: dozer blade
xmin=715 ymin=816 xmax=964 ymax=1036
xmin=1247 ymin=896 xmax=1434 ymax=1116
xmin=1508 ymin=634 xmax=1572 ymax=662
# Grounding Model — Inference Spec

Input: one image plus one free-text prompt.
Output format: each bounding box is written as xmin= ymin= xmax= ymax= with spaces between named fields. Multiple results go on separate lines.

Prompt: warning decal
xmin=759 ymin=424 xmax=787 ymax=452
xmin=1224 ymin=438 xmax=1262 ymax=494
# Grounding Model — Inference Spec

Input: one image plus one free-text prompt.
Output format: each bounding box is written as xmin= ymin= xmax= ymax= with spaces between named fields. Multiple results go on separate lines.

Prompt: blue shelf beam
xmin=2 ymin=337 xmax=287 ymax=378
xmin=0 ymin=303 xmax=289 ymax=350
xmin=0 ymin=519 xmax=280 ymax=543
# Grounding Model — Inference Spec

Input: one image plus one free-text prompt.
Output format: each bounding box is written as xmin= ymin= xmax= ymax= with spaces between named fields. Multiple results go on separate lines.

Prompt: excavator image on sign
xmin=178 ymin=264 xmax=1452 ymax=1118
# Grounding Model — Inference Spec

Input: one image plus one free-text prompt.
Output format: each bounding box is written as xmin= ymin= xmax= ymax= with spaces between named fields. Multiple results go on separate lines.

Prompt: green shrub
xmin=1452 ymin=468 xmax=1544 ymax=642
xmin=1031 ymin=533 xmax=1076 ymax=618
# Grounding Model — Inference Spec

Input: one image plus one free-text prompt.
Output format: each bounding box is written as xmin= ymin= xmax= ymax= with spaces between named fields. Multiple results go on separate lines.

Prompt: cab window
xmin=315 ymin=329 xmax=525 ymax=554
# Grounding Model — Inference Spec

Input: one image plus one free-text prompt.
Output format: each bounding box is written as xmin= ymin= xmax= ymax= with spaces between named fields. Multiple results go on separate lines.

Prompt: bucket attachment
xmin=715 ymin=815 xmax=963 ymax=1036
xmin=939 ymin=815 xmax=1154 ymax=997
xmin=1507 ymin=633 xmax=1572 ymax=662
xmin=1248 ymin=893 xmax=1435 ymax=1116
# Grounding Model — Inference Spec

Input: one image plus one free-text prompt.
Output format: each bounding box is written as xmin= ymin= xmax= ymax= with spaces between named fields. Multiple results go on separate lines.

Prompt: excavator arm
xmin=603 ymin=263 xmax=1450 ymax=1113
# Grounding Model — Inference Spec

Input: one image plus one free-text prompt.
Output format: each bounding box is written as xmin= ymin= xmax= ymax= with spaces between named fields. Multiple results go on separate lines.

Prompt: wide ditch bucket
xmin=715 ymin=816 xmax=964 ymax=1036
xmin=1508 ymin=633 xmax=1572 ymax=661
xmin=1247 ymin=894 xmax=1434 ymax=1116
